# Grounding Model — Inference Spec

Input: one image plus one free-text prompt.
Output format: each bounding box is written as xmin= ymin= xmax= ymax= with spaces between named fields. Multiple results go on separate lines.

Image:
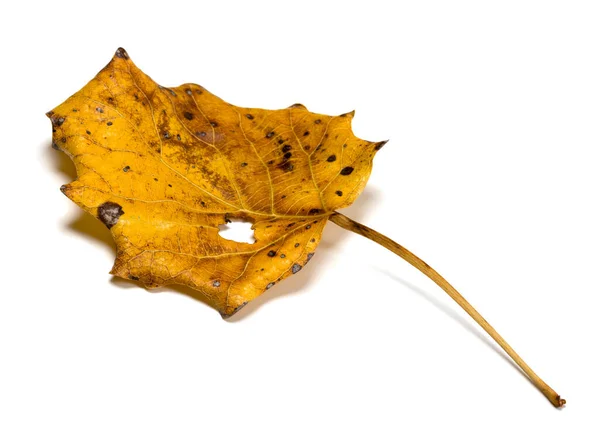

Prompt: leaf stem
xmin=329 ymin=211 xmax=565 ymax=408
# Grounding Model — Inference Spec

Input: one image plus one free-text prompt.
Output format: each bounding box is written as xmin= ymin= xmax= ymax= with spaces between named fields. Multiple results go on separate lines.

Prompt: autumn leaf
xmin=48 ymin=48 xmax=385 ymax=318
xmin=48 ymin=48 xmax=564 ymax=408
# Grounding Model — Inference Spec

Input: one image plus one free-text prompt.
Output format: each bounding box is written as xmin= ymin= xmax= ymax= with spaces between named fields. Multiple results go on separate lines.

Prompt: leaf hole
xmin=218 ymin=218 xmax=256 ymax=244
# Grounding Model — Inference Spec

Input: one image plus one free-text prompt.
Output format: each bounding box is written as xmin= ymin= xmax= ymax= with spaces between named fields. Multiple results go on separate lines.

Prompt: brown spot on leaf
xmin=340 ymin=166 xmax=354 ymax=175
xmin=97 ymin=202 xmax=124 ymax=229
xmin=277 ymin=161 xmax=294 ymax=172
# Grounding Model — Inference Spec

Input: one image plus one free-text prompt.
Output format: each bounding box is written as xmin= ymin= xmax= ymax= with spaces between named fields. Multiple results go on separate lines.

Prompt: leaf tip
xmin=289 ymin=103 xmax=307 ymax=110
xmin=220 ymin=301 xmax=249 ymax=320
xmin=374 ymin=139 xmax=389 ymax=151
xmin=339 ymin=110 xmax=355 ymax=119
xmin=114 ymin=47 xmax=130 ymax=60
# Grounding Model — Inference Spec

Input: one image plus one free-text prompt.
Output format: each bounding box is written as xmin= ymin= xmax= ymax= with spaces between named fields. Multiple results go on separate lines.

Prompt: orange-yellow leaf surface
xmin=48 ymin=48 xmax=386 ymax=317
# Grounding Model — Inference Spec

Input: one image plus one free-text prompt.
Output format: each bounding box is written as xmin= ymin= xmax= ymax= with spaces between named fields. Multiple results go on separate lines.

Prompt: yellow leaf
xmin=48 ymin=48 xmax=385 ymax=317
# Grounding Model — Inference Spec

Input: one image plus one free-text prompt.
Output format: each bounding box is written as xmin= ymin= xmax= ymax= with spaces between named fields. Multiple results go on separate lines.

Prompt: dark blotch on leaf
xmin=266 ymin=282 xmax=275 ymax=290
xmin=303 ymin=131 xmax=310 ymax=136
xmin=183 ymin=111 xmax=194 ymax=120
xmin=123 ymin=166 xmax=130 ymax=172
xmin=281 ymin=144 xmax=292 ymax=152
xmin=278 ymin=161 xmax=294 ymax=172
xmin=246 ymin=113 xmax=254 ymax=120
xmin=213 ymin=280 xmax=221 ymax=287
xmin=340 ymin=166 xmax=354 ymax=175
xmin=335 ymin=190 xmax=343 ymax=196
xmin=268 ymin=250 xmax=276 ymax=257
xmin=327 ymin=155 xmax=336 ymax=162
xmin=284 ymin=152 xmax=292 ymax=159
xmin=314 ymin=119 xmax=322 ymax=124
xmin=97 ymin=202 xmax=124 ymax=229
xmin=129 ymin=275 xmax=140 ymax=281
xmin=107 ymin=121 xmax=113 ymax=126
xmin=96 ymin=107 xmax=104 ymax=113
xmin=266 ymin=131 xmax=275 ymax=138
xmin=309 ymin=208 xmax=322 ymax=215
xmin=307 ymin=253 xmax=315 ymax=261
xmin=292 ymin=263 xmax=302 ymax=274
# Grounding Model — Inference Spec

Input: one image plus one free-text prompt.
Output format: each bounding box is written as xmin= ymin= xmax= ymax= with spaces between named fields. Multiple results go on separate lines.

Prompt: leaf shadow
xmin=47 ymin=135 xmax=385 ymax=321
xmin=376 ymin=269 xmax=535 ymax=388
xmin=45 ymin=141 xmax=115 ymax=251
xmin=45 ymin=139 xmax=77 ymax=180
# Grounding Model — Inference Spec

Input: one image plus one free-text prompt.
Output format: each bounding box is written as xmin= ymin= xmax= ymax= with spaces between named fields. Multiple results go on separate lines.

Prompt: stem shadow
xmin=377 ymin=268 xmax=535 ymax=387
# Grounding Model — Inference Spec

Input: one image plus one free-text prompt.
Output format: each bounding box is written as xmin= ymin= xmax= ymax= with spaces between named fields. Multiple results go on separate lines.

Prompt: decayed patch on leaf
xmin=48 ymin=48 xmax=384 ymax=317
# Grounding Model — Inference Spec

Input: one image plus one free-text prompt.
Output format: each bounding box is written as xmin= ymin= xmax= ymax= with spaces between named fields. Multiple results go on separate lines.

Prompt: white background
xmin=1 ymin=1 xmax=598 ymax=428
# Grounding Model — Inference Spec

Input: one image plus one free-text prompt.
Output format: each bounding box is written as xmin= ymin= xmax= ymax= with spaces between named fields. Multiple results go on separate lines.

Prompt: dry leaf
xmin=49 ymin=48 xmax=565 ymax=407
xmin=48 ymin=48 xmax=385 ymax=317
